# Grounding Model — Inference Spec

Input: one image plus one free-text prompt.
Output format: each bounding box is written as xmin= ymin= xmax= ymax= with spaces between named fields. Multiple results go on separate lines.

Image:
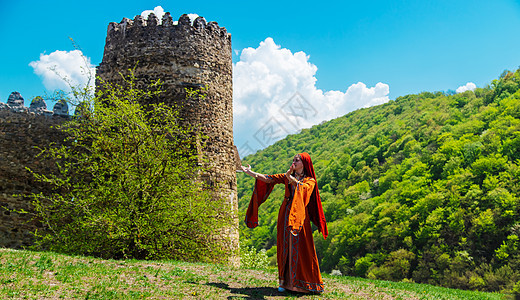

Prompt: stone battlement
xmin=106 ymin=13 xmax=230 ymax=39
xmin=1 ymin=92 xmax=69 ymax=117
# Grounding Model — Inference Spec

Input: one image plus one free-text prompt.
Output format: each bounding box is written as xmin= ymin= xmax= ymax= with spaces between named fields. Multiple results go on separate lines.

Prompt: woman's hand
xmin=241 ymin=164 xmax=252 ymax=174
xmin=285 ymin=163 xmax=295 ymax=184
xmin=286 ymin=163 xmax=295 ymax=176
xmin=241 ymin=165 xmax=272 ymax=183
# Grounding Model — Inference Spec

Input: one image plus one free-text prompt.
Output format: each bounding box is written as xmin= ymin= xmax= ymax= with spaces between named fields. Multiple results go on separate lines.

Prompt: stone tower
xmin=96 ymin=12 xmax=238 ymax=260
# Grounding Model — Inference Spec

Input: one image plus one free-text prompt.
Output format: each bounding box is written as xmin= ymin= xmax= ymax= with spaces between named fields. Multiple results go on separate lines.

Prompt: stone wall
xmin=96 ymin=12 xmax=238 ymax=259
xmin=0 ymin=12 xmax=238 ymax=259
xmin=0 ymin=94 xmax=69 ymax=248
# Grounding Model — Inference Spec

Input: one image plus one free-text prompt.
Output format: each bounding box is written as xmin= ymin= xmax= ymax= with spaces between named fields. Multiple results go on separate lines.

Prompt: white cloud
xmin=233 ymin=37 xmax=390 ymax=156
xmin=30 ymin=38 xmax=389 ymax=157
xmin=141 ymin=6 xmax=166 ymax=23
xmin=186 ymin=14 xmax=200 ymax=23
xmin=29 ymin=50 xmax=95 ymax=92
xmin=456 ymin=82 xmax=477 ymax=93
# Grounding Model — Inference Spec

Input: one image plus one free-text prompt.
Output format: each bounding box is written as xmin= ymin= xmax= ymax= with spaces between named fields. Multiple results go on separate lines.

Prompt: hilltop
xmin=238 ymin=68 xmax=520 ymax=293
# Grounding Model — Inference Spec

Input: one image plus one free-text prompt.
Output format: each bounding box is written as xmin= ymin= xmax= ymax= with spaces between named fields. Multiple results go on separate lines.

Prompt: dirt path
xmin=176 ymin=263 xmax=421 ymax=300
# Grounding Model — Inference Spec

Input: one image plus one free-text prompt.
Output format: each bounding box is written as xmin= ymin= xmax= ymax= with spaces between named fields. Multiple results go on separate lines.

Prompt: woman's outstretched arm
xmin=241 ymin=165 xmax=274 ymax=183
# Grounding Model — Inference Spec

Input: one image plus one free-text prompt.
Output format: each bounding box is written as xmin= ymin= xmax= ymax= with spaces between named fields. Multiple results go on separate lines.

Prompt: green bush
xmin=513 ymin=281 xmax=520 ymax=294
xmin=367 ymin=249 xmax=415 ymax=281
xmin=354 ymin=255 xmax=374 ymax=277
xmin=240 ymin=245 xmax=269 ymax=270
xmin=28 ymin=73 xmax=231 ymax=262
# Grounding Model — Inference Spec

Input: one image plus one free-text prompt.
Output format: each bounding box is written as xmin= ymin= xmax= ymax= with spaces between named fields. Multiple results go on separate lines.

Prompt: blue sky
xmin=1 ymin=0 xmax=520 ymax=154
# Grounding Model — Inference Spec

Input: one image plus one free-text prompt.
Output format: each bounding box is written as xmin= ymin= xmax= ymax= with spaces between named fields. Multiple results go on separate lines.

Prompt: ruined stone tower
xmin=96 ymin=12 xmax=238 ymax=259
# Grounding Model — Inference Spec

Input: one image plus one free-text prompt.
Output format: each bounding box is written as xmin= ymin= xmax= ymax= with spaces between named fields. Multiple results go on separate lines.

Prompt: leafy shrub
xmin=354 ymin=255 xmax=374 ymax=277
xmin=29 ymin=73 xmax=232 ymax=262
xmin=240 ymin=245 xmax=269 ymax=270
xmin=367 ymin=249 xmax=415 ymax=281
xmin=513 ymin=281 xmax=520 ymax=294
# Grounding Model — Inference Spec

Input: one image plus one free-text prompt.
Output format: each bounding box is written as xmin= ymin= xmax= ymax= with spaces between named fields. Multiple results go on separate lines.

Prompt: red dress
xmin=245 ymin=173 xmax=324 ymax=293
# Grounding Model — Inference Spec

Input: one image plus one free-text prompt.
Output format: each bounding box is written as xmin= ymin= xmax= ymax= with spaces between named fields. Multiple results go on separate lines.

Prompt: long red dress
xmin=245 ymin=153 xmax=328 ymax=293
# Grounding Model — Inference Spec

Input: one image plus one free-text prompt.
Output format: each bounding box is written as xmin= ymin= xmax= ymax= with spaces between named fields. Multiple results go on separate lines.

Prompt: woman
xmin=241 ymin=152 xmax=328 ymax=293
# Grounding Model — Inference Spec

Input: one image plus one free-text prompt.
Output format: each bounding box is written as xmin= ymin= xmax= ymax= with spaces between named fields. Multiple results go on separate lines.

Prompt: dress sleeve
xmin=245 ymin=173 xmax=286 ymax=228
xmin=266 ymin=173 xmax=287 ymax=184
xmin=287 ymin=178 xmax=316 ymax=234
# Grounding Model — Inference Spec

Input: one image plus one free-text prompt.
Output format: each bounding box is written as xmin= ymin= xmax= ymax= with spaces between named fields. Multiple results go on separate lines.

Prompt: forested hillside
xmin=237 ymin=69 xmax=520 ymax=293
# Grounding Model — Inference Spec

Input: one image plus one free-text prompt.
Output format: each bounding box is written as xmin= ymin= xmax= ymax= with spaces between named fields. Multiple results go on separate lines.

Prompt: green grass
xmin=0 ymin=248 xmax=515 ymax=299
xmin=331 ymin=276 xmax=513 ymax=300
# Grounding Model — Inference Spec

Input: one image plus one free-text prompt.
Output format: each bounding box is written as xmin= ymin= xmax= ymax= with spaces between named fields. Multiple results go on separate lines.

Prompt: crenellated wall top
xmin=106 ymin=12 xmax=231 ymax=41
xmin=0 ymin=92 xmax=70 ymax=117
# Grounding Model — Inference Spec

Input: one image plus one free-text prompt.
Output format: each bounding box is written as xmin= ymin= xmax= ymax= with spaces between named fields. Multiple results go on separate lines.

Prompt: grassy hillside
xmin=0 ymin=248 xmax=511 ymax=299
xmin=238 ymin=69 xmax=520 ymax=293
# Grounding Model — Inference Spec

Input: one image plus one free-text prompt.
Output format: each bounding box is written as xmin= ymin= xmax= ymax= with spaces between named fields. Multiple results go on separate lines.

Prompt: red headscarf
xmin=299 ymin=152 xmax=328 ymax=239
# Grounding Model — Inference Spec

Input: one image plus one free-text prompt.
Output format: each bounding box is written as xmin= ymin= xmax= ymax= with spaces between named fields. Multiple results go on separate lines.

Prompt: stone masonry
xmin=96 ymin=12 xmax=238 ymax=260
xmin=0 ymin=93 xmax=69 ymax=248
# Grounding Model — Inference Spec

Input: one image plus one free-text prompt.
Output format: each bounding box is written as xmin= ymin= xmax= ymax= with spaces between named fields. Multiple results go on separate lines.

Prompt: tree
xmin=29 ymin=72 xmax=231 ymax=262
